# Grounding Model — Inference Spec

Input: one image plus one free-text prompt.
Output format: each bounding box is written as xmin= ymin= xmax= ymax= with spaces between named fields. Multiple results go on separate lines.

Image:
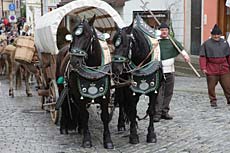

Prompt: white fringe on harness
xmin=99 ymin=40 xmax=111 ymax=65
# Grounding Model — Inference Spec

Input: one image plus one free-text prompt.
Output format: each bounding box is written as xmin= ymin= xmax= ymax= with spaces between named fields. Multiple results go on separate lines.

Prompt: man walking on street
xmin=199 ymin=24 xmax=230 ymax=107
xmin=153 ymin=23 xmax=190 ymax=122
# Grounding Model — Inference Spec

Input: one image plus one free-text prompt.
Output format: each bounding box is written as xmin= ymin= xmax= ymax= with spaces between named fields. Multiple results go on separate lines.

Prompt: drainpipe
xmin=1 ymin=0 xmax=3 ymax=17
xmin=41 ymin=0 xmax=43 ymax=15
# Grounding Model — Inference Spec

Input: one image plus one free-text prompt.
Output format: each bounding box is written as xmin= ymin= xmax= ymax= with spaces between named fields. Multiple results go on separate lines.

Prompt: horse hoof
xmin=78 ymin=128 xmax=83 ymax=134
xmin=146 ymin=133 xmax=157 ymax=143
xmin=129 ymin=135 xmax=139 ymax=144
xmin=27 ymin=93 xmax=33 ymax=97
xmin=9 ymin=90 xmax=13 ymax=97
xmin=82 ymin=141 xmax=92 ymax=148
xmin=118 ymin=126 xmax=126 ymax=132
xmin=104 ymin=142 xmax=114 ymax=149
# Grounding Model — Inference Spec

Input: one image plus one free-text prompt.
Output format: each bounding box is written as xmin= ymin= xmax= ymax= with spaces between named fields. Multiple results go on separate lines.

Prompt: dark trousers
xmin=155 ymin=72 xmax=175 ymax=117
xmin=206 ymin=73 xmax=230 ymax=104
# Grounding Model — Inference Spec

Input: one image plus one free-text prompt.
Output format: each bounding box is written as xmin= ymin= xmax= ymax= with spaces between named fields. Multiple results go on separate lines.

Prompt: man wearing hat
xmin=153 ymin=22 xmax=190 ymax=122
xmin=199 ymin=24 xmax=230 ymax=107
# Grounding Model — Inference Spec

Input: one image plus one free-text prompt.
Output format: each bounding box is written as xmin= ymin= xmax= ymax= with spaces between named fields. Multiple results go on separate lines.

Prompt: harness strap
xmin=137 ymin=38 xmax=159 ymax=68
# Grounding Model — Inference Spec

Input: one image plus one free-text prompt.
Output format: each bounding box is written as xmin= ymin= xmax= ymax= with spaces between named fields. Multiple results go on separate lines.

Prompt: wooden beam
xmin=95 ymin=26 xmax=115 ymax=32
xmin=73 ymin=7 xmax=96 ymax=14
xmin=95 ymin=14 xmax=111 ymax=19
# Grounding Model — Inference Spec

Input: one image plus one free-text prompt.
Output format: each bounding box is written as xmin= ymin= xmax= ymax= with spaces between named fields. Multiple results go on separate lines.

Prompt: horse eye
xmin=115 ymin=37 xmax=121 ymax=47
xmin=75 ymin=27 xmax=83 ymax=36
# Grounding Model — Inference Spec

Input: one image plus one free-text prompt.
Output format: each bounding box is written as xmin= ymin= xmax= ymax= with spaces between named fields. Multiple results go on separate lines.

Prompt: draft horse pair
xmin=56 ymin=15 xmax=163 ymax=149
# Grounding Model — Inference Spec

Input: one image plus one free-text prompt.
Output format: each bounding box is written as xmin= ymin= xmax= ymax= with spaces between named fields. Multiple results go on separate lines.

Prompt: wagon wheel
xmin=39 ymin=75 xmax=47 ymax=110
xmin=49 ymin=79 xmax=59 ymax=124
xmin=108 ymin=88 xmax=116 ymax=122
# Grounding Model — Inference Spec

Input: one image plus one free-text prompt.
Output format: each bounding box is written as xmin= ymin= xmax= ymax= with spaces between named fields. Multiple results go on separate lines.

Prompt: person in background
xmin=7 ymin=23 xmax=18 ymax=44
xmin=21 ymin=24 xmax=31 ymax=36
xmin=199 ymin=24 xmax=230 ymax=107
xmin=153 ymin=23 xmax=190 ymax=122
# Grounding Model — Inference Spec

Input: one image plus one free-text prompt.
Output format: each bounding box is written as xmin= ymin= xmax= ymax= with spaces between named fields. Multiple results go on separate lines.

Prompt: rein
xmin=137 ymin=44 xmax=158 ymax=68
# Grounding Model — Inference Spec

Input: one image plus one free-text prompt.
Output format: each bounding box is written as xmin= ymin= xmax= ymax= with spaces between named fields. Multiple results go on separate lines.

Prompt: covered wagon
xmin=34 ymin=0 xmax=125 ymax=123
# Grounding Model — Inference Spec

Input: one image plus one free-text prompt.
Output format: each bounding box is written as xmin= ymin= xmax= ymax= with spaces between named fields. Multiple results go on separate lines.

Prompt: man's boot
xmin=161 ymin=113 xmax=173 ymax=120
xmin=153 ymin=115 xmax=161 ymax=122
xmin=210 ymin=100 xmax=217 ymax=107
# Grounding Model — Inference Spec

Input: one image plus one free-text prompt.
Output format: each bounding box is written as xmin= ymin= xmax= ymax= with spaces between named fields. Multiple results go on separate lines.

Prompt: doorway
xmin=191 ymin=0 xmax=202 ymax=55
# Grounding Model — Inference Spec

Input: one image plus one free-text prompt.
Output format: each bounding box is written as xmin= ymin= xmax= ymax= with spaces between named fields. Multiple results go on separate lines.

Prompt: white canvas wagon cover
xmin=35 ymin=0 xmax=126 ymax=54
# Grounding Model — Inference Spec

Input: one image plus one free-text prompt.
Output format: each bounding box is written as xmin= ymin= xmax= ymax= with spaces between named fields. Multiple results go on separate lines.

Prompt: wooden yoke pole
xmin=140 ymin=0 xmax=201 ymax=78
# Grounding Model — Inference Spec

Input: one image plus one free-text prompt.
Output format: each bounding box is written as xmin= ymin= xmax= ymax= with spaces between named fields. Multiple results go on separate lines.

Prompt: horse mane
xmin=131 ymin=27 xmax=151 ymax=65
xmin=86 ymin=26 xmax=102 ymax=66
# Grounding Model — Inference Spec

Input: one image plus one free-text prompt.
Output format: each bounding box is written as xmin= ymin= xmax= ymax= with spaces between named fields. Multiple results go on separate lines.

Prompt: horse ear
xmin=88 ymin=14 xmax=96 ymax=26
xmin=125 ymin=21 xmax=134 ymax=34
xmin=114 ymin=22 xmax=120 ymax=31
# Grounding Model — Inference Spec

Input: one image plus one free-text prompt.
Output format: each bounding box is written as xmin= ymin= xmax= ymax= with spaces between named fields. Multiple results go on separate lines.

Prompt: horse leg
xmin=128 ymin=95 xmax=139 ymax=144
xmin=24 ymin=70 xmax=32 ymax=97
xmin=77 ymin=109 xmax=83 ymax=134
xmin=34 ymin=69 xmax=42 ymax=90
xmin=80 ymin=102 xmax=92 ymax=148
xmin=146 ymin=93 xmax=158 ymax=143
xmin=60 ymin=97 xmax=69 ymax=134
xmin=9 ymin=69 xmax=14 ymax=97
xmin=0 ymin=56 xmax=3 ymax=75
xmin=8 ymin=57 xmax=14 ymax=97
xmin=115 ymin=88 xmax=126 ymax=131
xmin=100 ymin=94 xmax=114 ymax=149
xmin=118 ymin=105 xmax=126 ymax=131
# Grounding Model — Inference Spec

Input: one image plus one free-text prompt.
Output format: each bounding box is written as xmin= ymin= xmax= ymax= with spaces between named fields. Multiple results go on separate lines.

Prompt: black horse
xmin=56 ymin=15 xmax=113 ymax=149
xmin=112 ymin=20 xmax=163 ymax=144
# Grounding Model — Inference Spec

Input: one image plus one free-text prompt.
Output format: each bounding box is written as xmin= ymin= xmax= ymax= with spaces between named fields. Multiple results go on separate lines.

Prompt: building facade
xmin=119 ymin=0 xmax=230 ymax=56
xmin=0 ymin=0 xmax=21 ymax=20
xmin=11 ymin=0 xmax=229 ymax=56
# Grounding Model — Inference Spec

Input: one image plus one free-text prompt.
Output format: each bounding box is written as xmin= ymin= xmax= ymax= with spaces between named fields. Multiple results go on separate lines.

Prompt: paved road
xmin=0 ymin=76 xmax=230 ymax=153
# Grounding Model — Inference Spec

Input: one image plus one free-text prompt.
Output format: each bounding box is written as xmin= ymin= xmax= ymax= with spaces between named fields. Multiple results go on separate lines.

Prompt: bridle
xmin=111 ymin=32 xmax=134 ymax=86
xmin=111 ymin=28 xmax=158 ymax=87
xmin=69 ymin=29 xmax=95 ymax=58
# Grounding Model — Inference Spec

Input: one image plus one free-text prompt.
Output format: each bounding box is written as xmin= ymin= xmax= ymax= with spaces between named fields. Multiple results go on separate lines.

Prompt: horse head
xmin=112 ymin=20 xmax=151 ymax=76
xmin=68 ymin=15 xmax=101 ymax=68
xmin=112 ymin=22 xmax=134 ymax=75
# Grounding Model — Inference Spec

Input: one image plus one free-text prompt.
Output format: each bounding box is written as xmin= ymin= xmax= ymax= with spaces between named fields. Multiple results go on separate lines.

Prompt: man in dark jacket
xmin=199 ymin=24 xmax=230 ymax=107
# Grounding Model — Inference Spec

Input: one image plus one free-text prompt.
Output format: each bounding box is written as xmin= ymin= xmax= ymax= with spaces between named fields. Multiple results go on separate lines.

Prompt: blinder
xmin=75 ymin=25 xmax=84 ymax=36
xmin=70 ymin=48 xmax=88 ymax=57
xmin=112 ymin=55 xmax=129 ymax=63
xmin=114 ymin=36 xmax=122 ymax=47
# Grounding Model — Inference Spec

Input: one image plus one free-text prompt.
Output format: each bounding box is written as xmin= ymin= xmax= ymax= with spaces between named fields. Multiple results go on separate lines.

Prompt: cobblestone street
xmin=0 ymin=76 xmax=230 ymax=153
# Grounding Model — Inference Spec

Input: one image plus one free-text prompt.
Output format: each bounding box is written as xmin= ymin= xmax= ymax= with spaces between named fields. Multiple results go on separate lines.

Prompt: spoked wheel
xmin=38 ymin=73 xmax=47 ymax=110
xmin=49 ymin=80 xmax=59 ymax=124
